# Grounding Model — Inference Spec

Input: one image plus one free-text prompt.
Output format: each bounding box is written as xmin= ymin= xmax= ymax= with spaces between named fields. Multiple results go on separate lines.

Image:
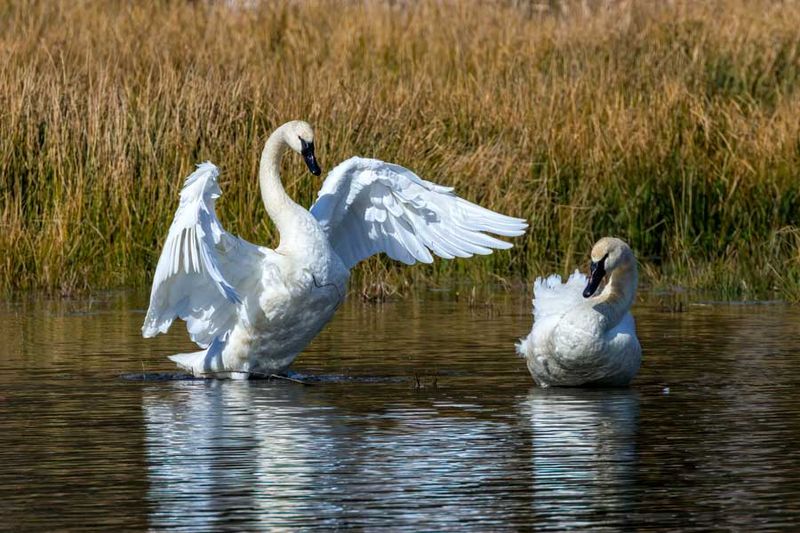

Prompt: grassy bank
xmin=1 ymin=0 xmax=799 ymax=299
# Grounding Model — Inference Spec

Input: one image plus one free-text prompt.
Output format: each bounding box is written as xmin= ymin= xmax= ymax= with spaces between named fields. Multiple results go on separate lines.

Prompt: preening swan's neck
xmin=592 ymin=261 xmax=638 ymax=329
xmin=259 ymin=126 xmax=302 ymax=242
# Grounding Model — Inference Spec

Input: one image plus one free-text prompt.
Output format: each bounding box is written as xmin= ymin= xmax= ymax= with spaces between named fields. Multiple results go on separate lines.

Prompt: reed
xmin=1 ymin=0 xmax=799 ymax=299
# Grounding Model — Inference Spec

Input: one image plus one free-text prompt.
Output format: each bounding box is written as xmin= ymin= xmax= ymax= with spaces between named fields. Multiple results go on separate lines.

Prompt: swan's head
xmin=583 ymin=237 xmax=633 ymax=298
xmin=284 ymin=120 xmax=321 ymax=176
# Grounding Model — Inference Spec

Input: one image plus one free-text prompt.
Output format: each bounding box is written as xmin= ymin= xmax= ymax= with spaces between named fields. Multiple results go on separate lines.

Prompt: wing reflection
xmin=143 ymin=381 xmax=340 ymax=529
xmin=518 ymin=388 xmax=640 ymax=528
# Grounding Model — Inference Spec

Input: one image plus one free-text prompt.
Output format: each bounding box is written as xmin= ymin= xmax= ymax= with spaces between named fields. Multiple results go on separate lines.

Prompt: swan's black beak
xmin=300 ymin=139 xmax=321 ymax=176
xmin=583 ymin=254 xmax=608 ymax=298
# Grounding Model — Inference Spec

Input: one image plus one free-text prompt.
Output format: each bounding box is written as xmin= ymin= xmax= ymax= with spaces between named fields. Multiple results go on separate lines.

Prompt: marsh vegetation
xmin=2 ymin=0 xmax=799 ymax=298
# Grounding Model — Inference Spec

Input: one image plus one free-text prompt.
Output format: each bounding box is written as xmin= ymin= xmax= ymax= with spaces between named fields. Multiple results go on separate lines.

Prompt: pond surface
xmin=1 ymin=289 xmax=799 ymax=530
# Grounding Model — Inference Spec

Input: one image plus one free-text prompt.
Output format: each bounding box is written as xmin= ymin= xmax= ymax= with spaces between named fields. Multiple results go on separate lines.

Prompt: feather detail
xmin=309 ymin=157 xmax=527 ymax=269
xmin=142 ymin=162 xmax=266 ymax=349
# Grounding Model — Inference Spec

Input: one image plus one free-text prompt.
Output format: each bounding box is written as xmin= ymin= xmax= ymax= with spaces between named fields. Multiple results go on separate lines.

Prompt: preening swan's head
xmin=583 ymin=237 xmax=634 ymax=298
xmin=283 ymin=120 xmax=321 ymax=176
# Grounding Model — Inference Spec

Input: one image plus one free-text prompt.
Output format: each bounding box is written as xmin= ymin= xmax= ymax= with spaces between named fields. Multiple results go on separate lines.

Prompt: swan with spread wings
xmin=142 ymin=120 xmax=527 ymax=378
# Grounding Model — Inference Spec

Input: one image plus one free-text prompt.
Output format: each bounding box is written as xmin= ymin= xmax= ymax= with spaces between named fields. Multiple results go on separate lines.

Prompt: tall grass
xmin=1 ymin=0 xmax=799 ymax=298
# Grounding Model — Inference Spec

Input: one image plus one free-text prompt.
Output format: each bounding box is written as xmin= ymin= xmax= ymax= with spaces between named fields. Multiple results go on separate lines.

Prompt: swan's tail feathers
xmin=532 ymin=269 xmax=588 ymax=321
xmin=168 ymin=336 xmax=236 ymax=378
xmin=169 ymin=350 xmax=211 ymax=374
xmin=516 ymin=335 xmax=532 ymax=359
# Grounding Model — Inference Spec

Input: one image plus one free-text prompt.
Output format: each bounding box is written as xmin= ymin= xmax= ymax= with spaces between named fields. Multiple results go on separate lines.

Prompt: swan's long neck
xmin=259 ymin=126 xmax=303 ymax=243
xmin=593 ymin=260 xmax=638 ymax=329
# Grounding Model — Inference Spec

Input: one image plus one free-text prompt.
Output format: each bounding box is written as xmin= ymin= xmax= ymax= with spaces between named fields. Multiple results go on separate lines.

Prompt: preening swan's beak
xmin=583 ymin=253 xmax=608 ymax=298
xmin=300 ymin=139 xmax=321 ymax=176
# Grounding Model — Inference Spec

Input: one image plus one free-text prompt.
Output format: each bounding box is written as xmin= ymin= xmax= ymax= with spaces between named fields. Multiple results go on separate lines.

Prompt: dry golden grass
xmin=1 ymin=0 xmax=799 ymax=298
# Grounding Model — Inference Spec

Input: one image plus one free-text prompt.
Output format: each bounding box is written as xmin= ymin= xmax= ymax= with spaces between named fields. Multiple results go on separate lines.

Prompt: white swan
xmin=142 ymin=120 xmax=527 ymax=378
xmin=516 ymin=237 xmax=641 ymax=387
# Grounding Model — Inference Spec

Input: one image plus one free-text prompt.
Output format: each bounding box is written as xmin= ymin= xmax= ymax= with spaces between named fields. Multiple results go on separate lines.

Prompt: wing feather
xmin=310 ymin=157 xmax=527 ymax=269
xmin=142 ymin=162 xmax=265 ymax=348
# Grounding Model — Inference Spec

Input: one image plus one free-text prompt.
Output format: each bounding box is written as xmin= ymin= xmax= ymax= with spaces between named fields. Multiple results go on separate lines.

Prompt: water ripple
xmin=1 ymin=293 xmax=800 ymax=530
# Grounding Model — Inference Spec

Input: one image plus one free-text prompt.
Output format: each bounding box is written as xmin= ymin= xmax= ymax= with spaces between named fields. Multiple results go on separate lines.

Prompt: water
xmin=1 ymin=290 xmax=800 ymax=530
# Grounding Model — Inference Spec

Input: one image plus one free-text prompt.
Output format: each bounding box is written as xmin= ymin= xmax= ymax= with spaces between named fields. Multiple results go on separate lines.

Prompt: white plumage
xmin=517 ymin=238 xmax=642 ymax=387
xmin=311 ymin=158 xmax=524 ymax=269
xmin=142 ymin=121 xmax=527 ymax=378
xmin=142 ymin=163 xmax=265 ymax=344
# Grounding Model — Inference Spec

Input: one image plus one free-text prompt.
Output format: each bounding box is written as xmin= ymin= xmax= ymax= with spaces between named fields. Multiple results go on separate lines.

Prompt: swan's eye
xmin=299 ymin=138 xmax=321 ymax=176
xmin=590 ymin=252 xmax=609 ymax=274
xmin=583 ymin=252 xmax=609 ymax=298
xmin=300 ymin=138 xmax=314 ymax=156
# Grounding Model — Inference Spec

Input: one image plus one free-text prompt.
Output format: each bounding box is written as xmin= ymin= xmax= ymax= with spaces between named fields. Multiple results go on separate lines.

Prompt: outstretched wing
xmin=309 ymin=157 xmax=527 ymax=269
xmin=142 ymin=162 xmax=266 ymax=348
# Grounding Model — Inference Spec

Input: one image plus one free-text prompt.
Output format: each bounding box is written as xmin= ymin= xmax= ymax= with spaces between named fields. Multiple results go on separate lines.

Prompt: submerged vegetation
xmin=1 ymin=0 xmax=799 ymax=298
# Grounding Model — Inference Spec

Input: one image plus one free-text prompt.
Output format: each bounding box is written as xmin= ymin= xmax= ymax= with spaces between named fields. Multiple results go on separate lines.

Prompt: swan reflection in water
xmin=518 ymin=388 xmax=640 ymax=528
xmin=143 ymin=381 xmax=342 ymax=529
xmin=143 ymin=381 xmax=530 ymax=529
xmin=143 ymin=381 xmax=640 ymax=529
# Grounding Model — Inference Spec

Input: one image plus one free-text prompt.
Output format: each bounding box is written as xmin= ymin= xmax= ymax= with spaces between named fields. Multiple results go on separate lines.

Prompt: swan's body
xmin=142 ymin=121 xmax=527 ymax=378
xmin=517 ymin=237 xmax=641 ymax=387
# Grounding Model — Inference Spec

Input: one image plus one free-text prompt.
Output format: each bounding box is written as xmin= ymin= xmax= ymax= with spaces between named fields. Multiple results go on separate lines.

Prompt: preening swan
xmin=516 ymin=237 xmax=641 ymax=387
xmin=142 ymin=120 xmax=527 ymax=378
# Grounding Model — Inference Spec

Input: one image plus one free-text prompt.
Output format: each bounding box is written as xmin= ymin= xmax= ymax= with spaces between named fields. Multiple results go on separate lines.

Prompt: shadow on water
xmin=119 ymin=371 xmax=409 ymax=384
xmin=1 ymin=291 xmax=800 ymax=530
